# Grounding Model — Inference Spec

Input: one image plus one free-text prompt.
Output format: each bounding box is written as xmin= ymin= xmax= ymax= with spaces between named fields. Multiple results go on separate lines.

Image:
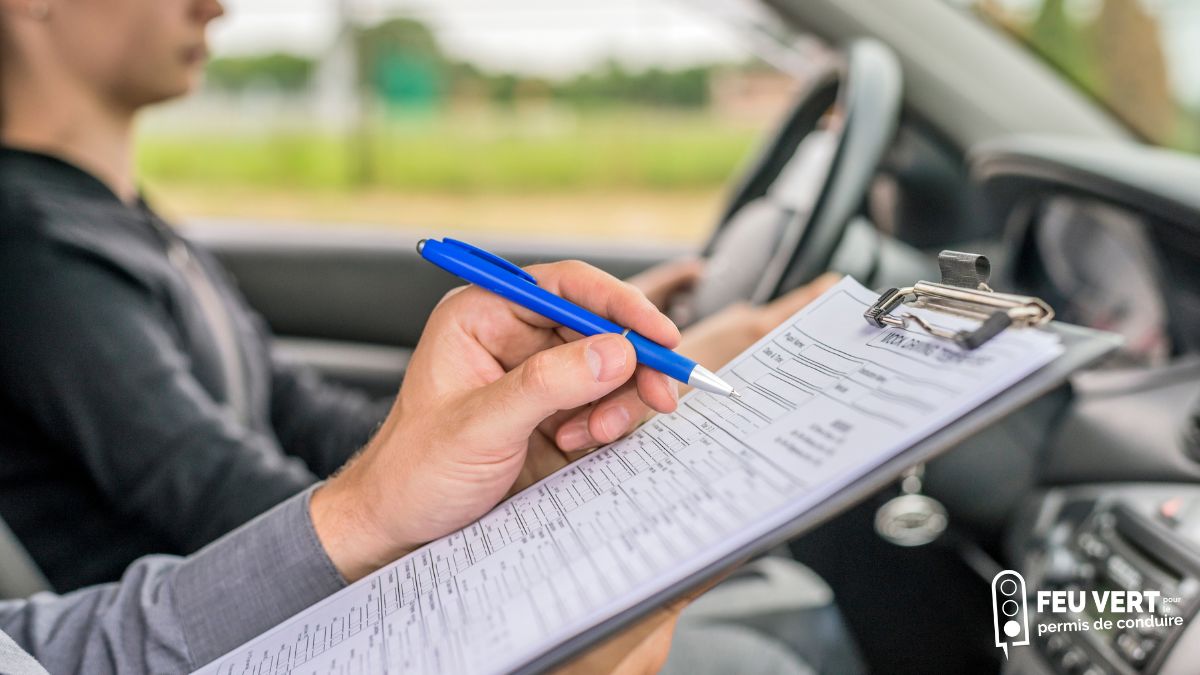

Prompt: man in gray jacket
xmin=0 ymin=259 xmax=688 ymax=673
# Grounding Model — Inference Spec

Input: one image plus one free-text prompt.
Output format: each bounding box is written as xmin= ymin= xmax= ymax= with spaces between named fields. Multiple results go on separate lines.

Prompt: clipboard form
xmin=192 ymin=255 xmax=1122 ymax=675
xmin=520 ymin=252 xmax=1121 ymax=675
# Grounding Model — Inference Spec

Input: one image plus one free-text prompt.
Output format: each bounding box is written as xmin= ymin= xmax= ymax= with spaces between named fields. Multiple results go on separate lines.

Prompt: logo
xmin=991 ymin=570 xmax=1030 ymax=660
xmin=989 ymin=568 xmax=1186 ymax=660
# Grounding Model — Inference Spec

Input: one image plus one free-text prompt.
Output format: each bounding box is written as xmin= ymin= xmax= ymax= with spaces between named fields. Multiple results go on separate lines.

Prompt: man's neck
xmin=1 ymin=68 xmax=139 ymax=204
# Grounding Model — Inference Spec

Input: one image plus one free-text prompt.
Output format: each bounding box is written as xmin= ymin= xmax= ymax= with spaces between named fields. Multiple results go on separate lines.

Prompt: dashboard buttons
xmin=1158 ymin=496 xmax=1184 ymax=525
xmin=1046 ymin=634 xmax=1070 ymax=655
xmin=1030 ymin=500 xmax=1199 ymax=675
xmin=1105 ymin=555 xmax=1142 ymax=590
xmin=1115 ymin=631 xmax=1149 ymax=667
xmin=1077 ymin=532 xmax=1110 ymax=560
xmin=1059 ymin=647 xmax=1086 ymax=673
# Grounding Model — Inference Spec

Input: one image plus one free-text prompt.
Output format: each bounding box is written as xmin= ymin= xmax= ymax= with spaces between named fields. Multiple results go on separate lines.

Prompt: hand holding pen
xmin=418 ymin=237 xmax=741 ymax=398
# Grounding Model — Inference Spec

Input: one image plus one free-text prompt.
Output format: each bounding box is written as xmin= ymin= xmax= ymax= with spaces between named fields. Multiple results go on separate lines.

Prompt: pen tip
xmin=730 ymin=390 xmax=743 ymax=399
xmin=416 ymin=239 xmax=426 ymax=254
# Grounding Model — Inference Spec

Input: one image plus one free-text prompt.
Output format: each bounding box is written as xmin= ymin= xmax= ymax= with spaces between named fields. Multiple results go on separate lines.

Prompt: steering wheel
xmin=685 ymin=39 xmax=903 ymax=322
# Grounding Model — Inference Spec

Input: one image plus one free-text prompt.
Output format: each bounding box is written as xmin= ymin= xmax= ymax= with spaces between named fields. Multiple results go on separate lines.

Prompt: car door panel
xmin=186 ymin=222 xmax=693 ymax=394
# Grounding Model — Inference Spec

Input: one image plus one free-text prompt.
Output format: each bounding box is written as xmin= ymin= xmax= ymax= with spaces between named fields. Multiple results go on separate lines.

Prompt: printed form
xmin=193 ymin=277 xmax=1063 ymax=675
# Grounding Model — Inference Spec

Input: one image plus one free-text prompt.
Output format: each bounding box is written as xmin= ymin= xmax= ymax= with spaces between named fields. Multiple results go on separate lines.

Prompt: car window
xmin=139 ymin=0 xmax=818 ymax=245
xmin=945 ymin=0 xmax=1200 ymax=154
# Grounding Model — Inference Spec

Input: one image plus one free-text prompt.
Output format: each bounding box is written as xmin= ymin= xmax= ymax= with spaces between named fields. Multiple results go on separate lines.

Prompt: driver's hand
xmin=554 ymin=566 xmax=735 ymax=674
xmin=311 ymin=260 xmax=681 ymax=582
xmin=626 ymin=258 xmax=703 ymax=311
xmin=678 ymin=273 xmax=841 ymax=373
xmin=553 ymin=600 xmax=684 ymax=675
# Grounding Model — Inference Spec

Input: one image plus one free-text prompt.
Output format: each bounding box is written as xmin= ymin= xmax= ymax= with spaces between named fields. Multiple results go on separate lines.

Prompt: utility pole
xmin=313 ymin=0 xmax=375 ymax=186
xmin=314 ymin=0 xmax=360 ymax=133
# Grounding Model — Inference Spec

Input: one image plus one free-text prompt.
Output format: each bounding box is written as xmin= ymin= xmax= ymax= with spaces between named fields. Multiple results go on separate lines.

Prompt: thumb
xmin=469 ymin=334 xmax=637 ymax=436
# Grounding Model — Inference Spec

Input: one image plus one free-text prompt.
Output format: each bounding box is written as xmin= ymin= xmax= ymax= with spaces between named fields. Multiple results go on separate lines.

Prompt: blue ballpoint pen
xmin=418 ymin=237 xmax=741 ymax=398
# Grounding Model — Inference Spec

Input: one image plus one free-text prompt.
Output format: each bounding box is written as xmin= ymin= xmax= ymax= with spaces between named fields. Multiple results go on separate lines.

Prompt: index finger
xmin=519 ymin=260 xmax=682 ymax=349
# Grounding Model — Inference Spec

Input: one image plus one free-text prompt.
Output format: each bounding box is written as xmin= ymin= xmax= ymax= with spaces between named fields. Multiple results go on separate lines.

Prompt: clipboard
xmin=519 ymin=252 xmax=1122 ymax=675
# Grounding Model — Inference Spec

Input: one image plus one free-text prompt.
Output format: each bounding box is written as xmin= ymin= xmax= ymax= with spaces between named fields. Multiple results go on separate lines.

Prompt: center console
xmin=1006 ymin=485 xmax=1200 ymax=675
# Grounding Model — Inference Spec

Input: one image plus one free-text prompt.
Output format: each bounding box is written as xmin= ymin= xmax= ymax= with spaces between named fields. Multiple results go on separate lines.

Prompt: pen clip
xmin=444 ymin=238 xmax=538 ymax=285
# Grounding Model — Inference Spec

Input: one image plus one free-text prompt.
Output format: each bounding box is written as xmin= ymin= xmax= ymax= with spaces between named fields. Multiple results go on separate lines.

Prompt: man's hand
xmin=304 ymin=259 xmax=834 ymax=673
xmin=311 ymin=261 xmax=681 ymax=582
xmin=552 ymin=569 xmax=729 ymax=675
xmin=553 ymin=601 xmax=684 ymax=675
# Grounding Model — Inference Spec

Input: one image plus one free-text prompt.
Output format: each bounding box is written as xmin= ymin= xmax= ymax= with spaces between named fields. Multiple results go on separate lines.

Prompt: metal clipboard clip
xmin=863 ymin=251 xmax=1054 ymax=351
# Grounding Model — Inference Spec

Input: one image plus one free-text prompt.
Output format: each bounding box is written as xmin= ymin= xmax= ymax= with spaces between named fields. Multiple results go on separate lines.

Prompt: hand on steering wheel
xmin=686 ymin=39 xmax=902 ymax=323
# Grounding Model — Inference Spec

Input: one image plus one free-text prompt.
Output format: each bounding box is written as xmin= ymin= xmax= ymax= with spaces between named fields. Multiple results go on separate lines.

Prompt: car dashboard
xmin=1016 ymin=196 xmax=1199 ymax=368
xmin=1006 ymin=485 xmax=1200 ymax=675
xmin=966 ymin=138 xmax=1200 ymax=675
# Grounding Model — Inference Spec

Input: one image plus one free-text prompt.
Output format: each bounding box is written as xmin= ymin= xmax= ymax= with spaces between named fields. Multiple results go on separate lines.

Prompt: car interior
xmin=3 ymin=0 xmax=1198 ymax=674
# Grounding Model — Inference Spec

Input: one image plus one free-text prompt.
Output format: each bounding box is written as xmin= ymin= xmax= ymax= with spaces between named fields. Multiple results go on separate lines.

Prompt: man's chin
xmin=138 ymin=80 xmax=197 ymax=109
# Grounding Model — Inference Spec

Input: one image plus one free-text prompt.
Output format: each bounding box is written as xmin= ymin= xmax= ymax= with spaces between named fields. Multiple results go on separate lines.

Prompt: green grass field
xmin=138 ymin=111 xmax=759 ymax=193
xmin=136 ymin=111 xmax=760 ymax=242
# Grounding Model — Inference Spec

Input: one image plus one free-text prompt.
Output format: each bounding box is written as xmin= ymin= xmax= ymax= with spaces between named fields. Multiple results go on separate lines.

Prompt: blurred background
xmin=139 ymin=0 xmax=817 ymax=245
xmin=136 ymin=0 xmax=1199 ymax=245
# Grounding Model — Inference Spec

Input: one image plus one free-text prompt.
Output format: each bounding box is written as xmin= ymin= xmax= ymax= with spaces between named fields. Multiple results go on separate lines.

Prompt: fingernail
xmin=600 ymin=406 xmax=632 ymax=440
xmin=586 ymin=336 xmax=629 ymax=382
xmin=669 ymin=380 xmax=680 ymax=403
xmin=558 ymin=418 xmax=592 ymax=452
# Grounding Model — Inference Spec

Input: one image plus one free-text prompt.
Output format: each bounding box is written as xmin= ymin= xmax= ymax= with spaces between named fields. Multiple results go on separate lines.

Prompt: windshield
xmin=948 ymin=0 xmax=1200 ymax=154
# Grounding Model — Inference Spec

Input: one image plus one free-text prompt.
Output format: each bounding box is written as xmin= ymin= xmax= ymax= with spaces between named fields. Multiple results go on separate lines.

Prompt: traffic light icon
xmin=992 ymin=569 xmax=1030 ymax=659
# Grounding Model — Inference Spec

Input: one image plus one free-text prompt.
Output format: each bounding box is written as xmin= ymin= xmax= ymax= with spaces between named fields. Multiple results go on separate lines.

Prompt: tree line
xmin=206 ymin=17 xmax=718 ymax=109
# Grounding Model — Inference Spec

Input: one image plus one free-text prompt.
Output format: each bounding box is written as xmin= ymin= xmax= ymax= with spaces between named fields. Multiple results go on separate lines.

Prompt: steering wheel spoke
xmin=685 ymin=39 xmax=903 ymax=323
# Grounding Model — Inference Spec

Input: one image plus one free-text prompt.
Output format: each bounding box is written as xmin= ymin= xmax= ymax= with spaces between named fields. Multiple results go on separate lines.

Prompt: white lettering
xmin=1145 ymin=590 xmax=1161 ymax=612
xmin=1068 ymin=591 xmax=1085 ymax=613
xmin=1036 ymin=590 xmax=1164 ymax=619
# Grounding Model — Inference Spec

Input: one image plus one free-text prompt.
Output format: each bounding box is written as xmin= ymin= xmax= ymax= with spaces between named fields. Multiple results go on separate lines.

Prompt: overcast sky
xmin=208 ymin=0 xmax=752 ymax=77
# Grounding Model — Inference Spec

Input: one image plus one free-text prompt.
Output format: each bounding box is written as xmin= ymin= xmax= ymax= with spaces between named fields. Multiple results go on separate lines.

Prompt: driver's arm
xmin=629 ymin=259 xmax=840 ymax=373
xmin=677 ymin=272 xmax=840 ymax=372
xmin=0 ymin=245 xmax=321 ymax=557
xmin=265 ymin=347 xmax=391 ymax=477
